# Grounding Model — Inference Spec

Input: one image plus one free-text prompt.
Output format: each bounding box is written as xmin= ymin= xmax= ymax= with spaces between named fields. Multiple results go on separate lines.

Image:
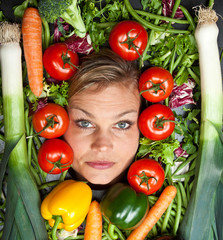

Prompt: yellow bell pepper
xmin=41 ymin=180 xmax=92 ymax=233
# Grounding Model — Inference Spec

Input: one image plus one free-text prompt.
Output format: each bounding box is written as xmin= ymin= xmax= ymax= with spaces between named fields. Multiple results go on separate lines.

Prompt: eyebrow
xmin=115 ymin=110 xmax=139 ymax=118
xmin=69 ymin=105 xmax=94 ymax=118
xmin=69 ymin=105 xmax=138 ymax=119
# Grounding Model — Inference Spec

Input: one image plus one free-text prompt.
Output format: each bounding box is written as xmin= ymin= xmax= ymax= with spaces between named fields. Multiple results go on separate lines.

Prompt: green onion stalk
xmin=179 ymin=6 xmax=223 ymax=240
xmin=0 ymin=22 xmax=48 ymax=239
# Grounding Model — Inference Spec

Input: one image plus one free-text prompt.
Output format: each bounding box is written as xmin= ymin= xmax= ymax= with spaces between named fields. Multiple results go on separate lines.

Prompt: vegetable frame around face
xmin=100 ymin=183 xmax=149 ymax=230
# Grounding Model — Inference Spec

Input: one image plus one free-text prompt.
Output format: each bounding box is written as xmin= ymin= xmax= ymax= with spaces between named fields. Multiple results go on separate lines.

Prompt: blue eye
xmin=116 ymin=121 xmax=131 ymax=129
xmin=76 ymin=120 xmax=93 ymax=128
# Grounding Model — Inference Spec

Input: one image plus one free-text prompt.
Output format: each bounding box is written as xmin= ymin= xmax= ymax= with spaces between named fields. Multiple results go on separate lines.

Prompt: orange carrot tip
xmin=84 ymin=200 xmax=103 ymax=240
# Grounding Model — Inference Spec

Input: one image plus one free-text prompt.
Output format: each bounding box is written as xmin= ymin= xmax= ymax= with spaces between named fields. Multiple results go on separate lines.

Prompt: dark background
xmin=1 ymin=0 xmax=223 ymax=70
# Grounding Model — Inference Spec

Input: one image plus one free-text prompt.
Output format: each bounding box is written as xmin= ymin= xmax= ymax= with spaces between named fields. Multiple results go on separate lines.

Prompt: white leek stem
xmin=0 ymin=22 xmax=27 ymax=168
xmin=195 ymin=7 xmax=223 ymax=128
xmin=179 ymin=7 xmax=223 ymax=239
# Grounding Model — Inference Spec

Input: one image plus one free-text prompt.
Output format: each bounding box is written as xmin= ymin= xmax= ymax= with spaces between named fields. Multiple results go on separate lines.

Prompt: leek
xmin=0 ymin=22 xmax=47 ymax=239
xmin=179 ymin=7 xmax=223 ymax=240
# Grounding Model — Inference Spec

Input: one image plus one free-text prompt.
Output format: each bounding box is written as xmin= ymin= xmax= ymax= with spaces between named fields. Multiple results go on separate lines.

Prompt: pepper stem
xmin=51 ymin=216 xmax=63 ymax=240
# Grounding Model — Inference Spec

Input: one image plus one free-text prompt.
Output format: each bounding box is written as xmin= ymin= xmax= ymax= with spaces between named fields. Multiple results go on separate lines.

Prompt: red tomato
xmin=139 ymin=67 xmax=174 ymax=102
xmin=138 ymin=104 xmax=175 ymax=140
xmin=32 ymin=103 xmax=69 ymax=139
xmin=38 ymin=139 xmax=74 ymax=174
xmin=127 ymin=158 xmax=165 ymax=195
xmin=109 ymin=20 xmax=148 ymax=61
xmin=43 ymin=43 xmax=79 ymax=81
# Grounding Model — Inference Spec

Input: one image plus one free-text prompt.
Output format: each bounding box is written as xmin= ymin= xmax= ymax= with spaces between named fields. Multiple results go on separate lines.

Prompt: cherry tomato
xmin=109 ymin=20 xmax=148 ymax=61
xmin=127 ymin=158 xmax=165 ymax=195
xmin=139 ymin=67 xmax=174 ymax=102
xmin=38 ymin=139 xmax=74 ymax=174
xmin=32 ymin=103 xmax=69 ymax=139
xmin=43 ymin=43 xmax=79 ymax=81
xmin=138 ymin=104 xmax=175 ymax=140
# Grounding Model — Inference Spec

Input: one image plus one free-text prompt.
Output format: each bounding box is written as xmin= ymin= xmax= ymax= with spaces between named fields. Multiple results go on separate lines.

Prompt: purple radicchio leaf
xmin=174 ymin=146 xmax=189 ymax=158
xmin=169 ymin=79 xmax=196 ymax=109
xmin=162 ymin=0 xmax=184 ymax=18
xmin=46 ymin=77 xmax=63 ymax=86
xmin=54 ymin=18 xmax=70 ymax=42
xmin=65 ymin=33 xmax=94 ymax=55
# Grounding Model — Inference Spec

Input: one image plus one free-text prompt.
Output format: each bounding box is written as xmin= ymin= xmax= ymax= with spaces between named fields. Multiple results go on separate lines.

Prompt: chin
xmin=69 ymin=168 xmax=127 ymax=188
xmin=86 ymin=171 xmax=126 ymax=188
xmin=87 ymin=176 xmax=113 ymax=185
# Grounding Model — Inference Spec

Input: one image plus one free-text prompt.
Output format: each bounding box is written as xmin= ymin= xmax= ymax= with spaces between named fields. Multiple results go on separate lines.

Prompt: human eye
xmin=114 ymin=121 xmax=132 ymax=130
xmin=75 ymin=119 xmax=94 ymax=129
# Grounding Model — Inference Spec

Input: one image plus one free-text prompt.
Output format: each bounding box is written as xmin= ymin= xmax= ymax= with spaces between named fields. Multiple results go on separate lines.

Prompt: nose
xmin=91 ymin=129 xmax=113 ymax=152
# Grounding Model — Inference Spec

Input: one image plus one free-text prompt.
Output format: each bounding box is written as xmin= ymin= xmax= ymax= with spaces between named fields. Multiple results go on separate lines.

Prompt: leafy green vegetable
xmin=137 ymin=137 xmax=180 ymax=165
xmin=0 ymin=11 xmax=6 ymax=22
xmin=174 ymin=107 xmax=200 ymax=155
xmin=141 ymin=0 xmax=162 ymax=13
xmin=147 ymin=33 xmax=198 ymax=85
xmin=13 ymin=0 xmax=38 ymax=18
xmin=24 ymin=80 xmax=69 ymax=110
xmin=38 ymin=0 xmax=86 ymax=37
xmin=43 ymin=81 xmax=69 ymax=107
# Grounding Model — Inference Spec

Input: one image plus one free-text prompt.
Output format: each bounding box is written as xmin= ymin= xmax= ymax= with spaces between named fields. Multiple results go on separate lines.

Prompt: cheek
xmin=63 ymin=124 xmax=87 ymax=160
xmin=116 ymin=127 xmax=140 ymax=162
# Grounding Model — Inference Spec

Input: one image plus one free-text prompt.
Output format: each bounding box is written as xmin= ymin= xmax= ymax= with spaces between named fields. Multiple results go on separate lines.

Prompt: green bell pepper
xmin=100 ymin=182 xmax=149 ymax=230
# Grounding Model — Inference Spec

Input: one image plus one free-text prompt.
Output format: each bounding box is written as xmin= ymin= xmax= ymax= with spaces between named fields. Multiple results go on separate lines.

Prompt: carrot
xmin=127 ymin=185 xmax=177 ymax=240
xmin=22 ymin=7 xmax=43 ymax=97
xmin=84 ymin=200 xmax=103 ymax=240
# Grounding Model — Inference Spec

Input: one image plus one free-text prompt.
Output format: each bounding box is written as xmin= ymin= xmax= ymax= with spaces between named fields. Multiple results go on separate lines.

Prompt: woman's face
xmin=64 ymin=83 xmax=141 ymax=185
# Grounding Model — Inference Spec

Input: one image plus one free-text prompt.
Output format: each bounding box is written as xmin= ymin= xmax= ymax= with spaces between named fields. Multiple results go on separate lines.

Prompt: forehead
xmin=68 ymin=83 xmax=141 ymax=113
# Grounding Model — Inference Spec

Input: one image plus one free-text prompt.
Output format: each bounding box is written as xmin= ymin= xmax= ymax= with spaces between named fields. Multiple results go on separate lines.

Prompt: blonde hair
xmin=68 ymin=48 xmax=139 ymax=99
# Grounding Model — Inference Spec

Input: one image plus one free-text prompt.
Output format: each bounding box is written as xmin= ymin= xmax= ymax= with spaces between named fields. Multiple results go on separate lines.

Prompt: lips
xmin=86 ymin=161 xmax=115 ymax=169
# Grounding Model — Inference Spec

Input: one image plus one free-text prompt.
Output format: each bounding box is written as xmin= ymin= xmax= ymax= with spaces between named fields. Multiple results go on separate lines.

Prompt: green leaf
xmin=2 ymin=174 xmax=19 ymax=240
xmin=179 ymin=124 xmax=223 ymax=239
xmin=182 ymin=141 xmax=197 ymax=154
xmin=175 ymin=69 xmax=189 ymax=85
xmin=215 ymin=181 xmax=223 ymax=239
xmin=13 ymin=0 xmax=29 ymax=18
xmin=13 ymin=0 xmax=38 ymax=18
xmin=15 ymin=195 xmax=36 ymax=239
xmin=137 ymin=137 xmax=180 ymax=165
xmin=0 ymin=11 xmax=7 ymax=21
xmin=0 ymin=134 xmax=24 ymax=190
xmin=3 ymin=166 xmax=48 ymax=239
